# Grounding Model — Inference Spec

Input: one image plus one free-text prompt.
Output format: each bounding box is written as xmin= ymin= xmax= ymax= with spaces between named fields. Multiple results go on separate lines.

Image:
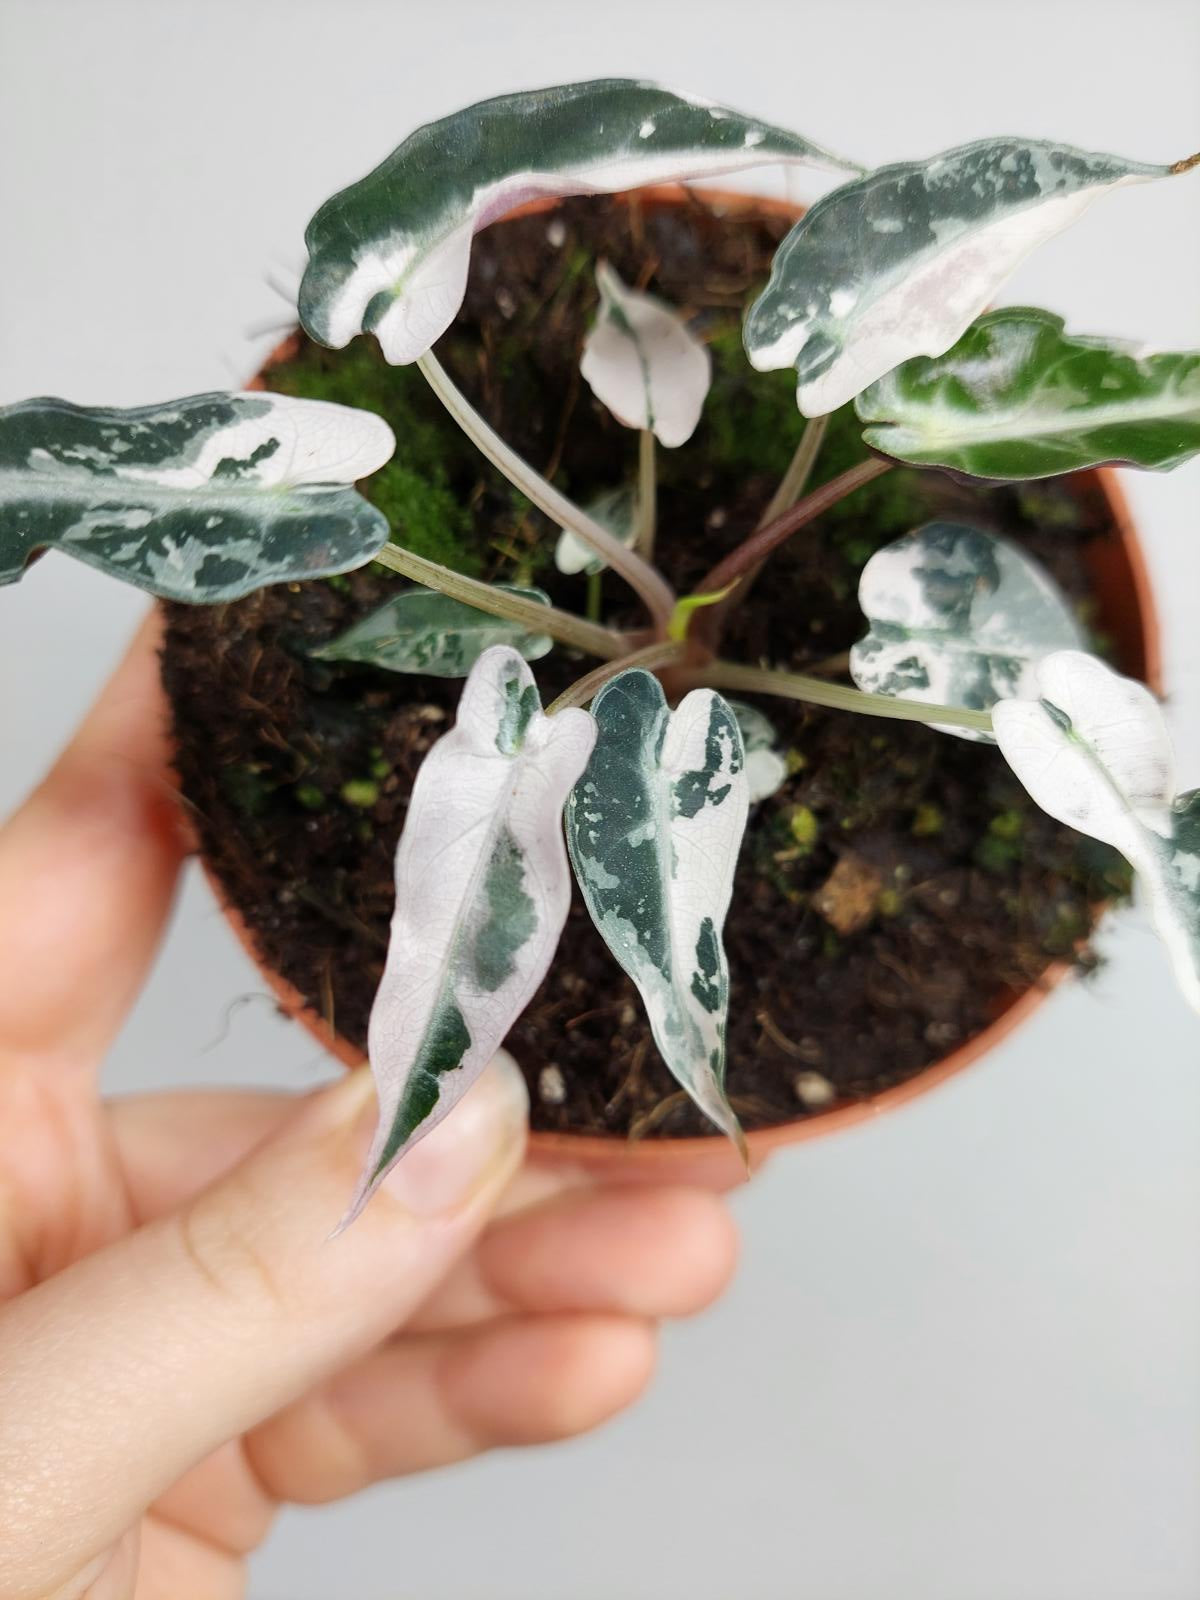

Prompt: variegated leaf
xmin=345 ymin=647 xmax=596 ymax=1223
xmin=299 ymin=79 xmax=860 ymax=365
xmin=857 ymin=308 xmax=1200 ymax=480
xmin=744 ymin=138 xmax=1179 ymax=416
xmin=313 ymin=584 xmax=553 ymax=677
xmin=850 ymin=523 xmax=1085 ymax=743
xmin=580 ymin=261 xmax=712 ymax=446
xmin=566 ymin=669 xmax=749 ymax=1151
xmin=0 ymin=392 xmax=395 ymax=602
xmin=729 ymin=699 xmax=789 ymax=802
xmin=554 ymin=486 xmax=637 ymax=577
xmin=993 ymin=651 xmax=1200 ymax=1014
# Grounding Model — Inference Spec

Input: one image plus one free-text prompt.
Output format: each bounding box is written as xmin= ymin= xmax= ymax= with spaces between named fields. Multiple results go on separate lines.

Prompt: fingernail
xmin=374 ymin=1051 xmax=529 ymax=1218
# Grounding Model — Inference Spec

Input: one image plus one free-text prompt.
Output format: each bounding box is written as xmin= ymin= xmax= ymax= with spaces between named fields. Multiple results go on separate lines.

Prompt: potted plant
xmin=2 ymin=81 xmax=1197 ymax=1219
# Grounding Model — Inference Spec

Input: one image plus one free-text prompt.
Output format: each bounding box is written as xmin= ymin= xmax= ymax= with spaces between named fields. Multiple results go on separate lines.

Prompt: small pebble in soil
xmin=538 ymin=1064 xmax=567 ymax=1106
xmin=793 ymin=1071 xmax=837 ymax=1109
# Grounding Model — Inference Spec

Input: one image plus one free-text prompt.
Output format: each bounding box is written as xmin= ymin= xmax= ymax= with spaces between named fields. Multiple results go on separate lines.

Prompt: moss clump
xmin=691 ymin=327 xmax=803 ymax=483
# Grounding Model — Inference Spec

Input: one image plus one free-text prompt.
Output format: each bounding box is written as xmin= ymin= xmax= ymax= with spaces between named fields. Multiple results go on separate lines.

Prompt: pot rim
xmin=222 ymin=182 xmax=1162 ymax=1173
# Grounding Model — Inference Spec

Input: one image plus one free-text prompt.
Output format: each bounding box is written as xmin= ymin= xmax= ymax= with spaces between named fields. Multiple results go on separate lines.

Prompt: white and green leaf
xmin=554 ymin=485 xmax=637 ymax=577
xmin=345 ymin=647 xmax=596 ymax=1224
xmin=313 ymin=584 xmax=553 ymax=677
xmin=744 ymin=138 xmax=1181 ymax=415
xmin=856 ymin=308 xmax=1200 ymax=480
xmin=728 ymin=699 xmax=789 ymax=802
xmin=993 ymin=651 xmax=1200 ymax=1015
xmin=580 ymin=261 xmax=712 ymax=446
xmin=300 ymin=79 xmax=861 ymax=365
xmin=566 ymin=669 xmax=749 ymax=1152
xmin=0 ymin=392 xmax=395 ymax=602
xmin=850 ymin=522 xmax=1085 ymax=742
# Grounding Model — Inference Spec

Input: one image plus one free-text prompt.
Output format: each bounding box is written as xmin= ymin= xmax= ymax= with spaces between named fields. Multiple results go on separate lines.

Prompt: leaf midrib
xmin=879 ymin=385 xmax=1200 ymax=449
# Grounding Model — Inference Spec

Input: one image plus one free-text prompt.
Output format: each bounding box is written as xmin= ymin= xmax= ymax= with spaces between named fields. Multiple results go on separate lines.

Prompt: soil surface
xmin=162 ymin=192 xmax=1135 ymax=1140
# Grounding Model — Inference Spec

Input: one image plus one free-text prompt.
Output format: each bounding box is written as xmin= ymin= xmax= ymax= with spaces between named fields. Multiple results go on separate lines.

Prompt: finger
xmin=108 ymin=1088 xmax=299 ymax=1223
xmin=0 ymin=1054 xmax=527 ymax=1600
xmin=407 ymin=1183 xmax=739 ymax=1331
xmin=245 ymin=1312 xmax=656 ymax=1503
xmin=110 ymin=1096 xmax=737 ymax=1328
xmin=107 ymin=1087 xmax=580 ymax=1226
xmin=0 ymin=609 xmax=188 ymax=1065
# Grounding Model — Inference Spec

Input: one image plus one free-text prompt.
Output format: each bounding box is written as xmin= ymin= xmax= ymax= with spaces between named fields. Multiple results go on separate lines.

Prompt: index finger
xmin=0 ymin=607 xmax=189 ymax=1069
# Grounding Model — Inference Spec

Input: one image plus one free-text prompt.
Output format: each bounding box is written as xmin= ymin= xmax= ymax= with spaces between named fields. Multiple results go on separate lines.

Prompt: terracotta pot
xmin=213 ymin=183 xmax=1161 ymax=1190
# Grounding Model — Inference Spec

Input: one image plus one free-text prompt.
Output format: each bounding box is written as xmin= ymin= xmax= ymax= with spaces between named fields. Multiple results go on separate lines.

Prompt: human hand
xmin=0 ymin=616 xmax=738 ymax=1600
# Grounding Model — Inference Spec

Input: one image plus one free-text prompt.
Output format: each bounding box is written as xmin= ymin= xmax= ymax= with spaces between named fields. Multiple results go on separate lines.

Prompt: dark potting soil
xmin=162 ymin=192 xmax=1135 ymax=1140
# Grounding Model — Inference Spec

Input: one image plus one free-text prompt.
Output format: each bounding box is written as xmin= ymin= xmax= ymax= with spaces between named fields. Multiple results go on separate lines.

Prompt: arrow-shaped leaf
xmin=993 ymin=650 xmax=1200 ymax=1015
xmin=313 ymin=584 xmax=553 ymax=677
xmin=850 ymin=522 xmax=1085 ymax=743
xmin=856 ymin=308 xmax=1200 ymax=480
xmin=346 ymin=646 xmax=596 ymax=1224
xmin=554 ymin=486 xmax=637 ymax=577
xmin=0 ymin=392 xmax=395 ymax=602
xmin=300 ymin=78 xmax=860 ymax=366
xmin=580 ymin=261 xmax=712 ymax=446
xmin=744 ymin=138 xmax=1184 ymax=415
xmin=566 ymin=669 xmax=749 ymax=1152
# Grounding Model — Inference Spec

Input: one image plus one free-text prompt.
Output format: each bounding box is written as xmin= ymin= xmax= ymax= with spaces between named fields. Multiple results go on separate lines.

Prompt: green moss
xmin=367 ymin=461 xmax=479 ymax=573
xmin=692 ymin=327 xmax=802 ymax=482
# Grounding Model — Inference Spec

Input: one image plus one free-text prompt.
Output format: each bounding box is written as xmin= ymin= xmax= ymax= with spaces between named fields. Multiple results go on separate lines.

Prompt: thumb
xmin=0 ymin=1053 xmax=527 ymax=1599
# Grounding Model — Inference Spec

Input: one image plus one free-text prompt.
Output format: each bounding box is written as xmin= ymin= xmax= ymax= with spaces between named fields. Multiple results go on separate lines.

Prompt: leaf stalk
xmin=698 ymin=659 xmax=994 ymax=735
xmin=636 ymin=427 xmax=657 ymax=560
xmin=416 ymin=351 xmax=676 ymax=628
xmin=546 ymin=640 xmax=684 ymax=715
xmin=371 ymin=542 xmax=626 ymax=659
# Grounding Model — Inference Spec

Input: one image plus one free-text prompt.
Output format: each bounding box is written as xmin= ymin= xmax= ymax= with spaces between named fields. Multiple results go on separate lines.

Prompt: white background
xmin=1 ymin=2 xmax=1198 ymax=1596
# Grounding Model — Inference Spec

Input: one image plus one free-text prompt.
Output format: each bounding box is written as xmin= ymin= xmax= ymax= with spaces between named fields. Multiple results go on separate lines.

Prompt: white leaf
xmin=344 ymin=647 xmax=596 ymax=1224
xmin=993 ymin=650 xmax=1199 ymax=1014
xmin=553 ymin=485 xmax=637 ymax=576
xmin=580 ymin=262 xmax=712 ymax=446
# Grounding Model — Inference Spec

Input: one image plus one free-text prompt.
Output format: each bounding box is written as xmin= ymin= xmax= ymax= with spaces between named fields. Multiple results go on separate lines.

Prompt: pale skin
xmin=0 ymin=615 xmax=738 ymax=1600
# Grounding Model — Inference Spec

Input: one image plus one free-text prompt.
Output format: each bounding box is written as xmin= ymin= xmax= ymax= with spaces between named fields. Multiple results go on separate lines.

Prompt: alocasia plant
xmin=3 ymin=80 xmax=1197 ymax=1209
